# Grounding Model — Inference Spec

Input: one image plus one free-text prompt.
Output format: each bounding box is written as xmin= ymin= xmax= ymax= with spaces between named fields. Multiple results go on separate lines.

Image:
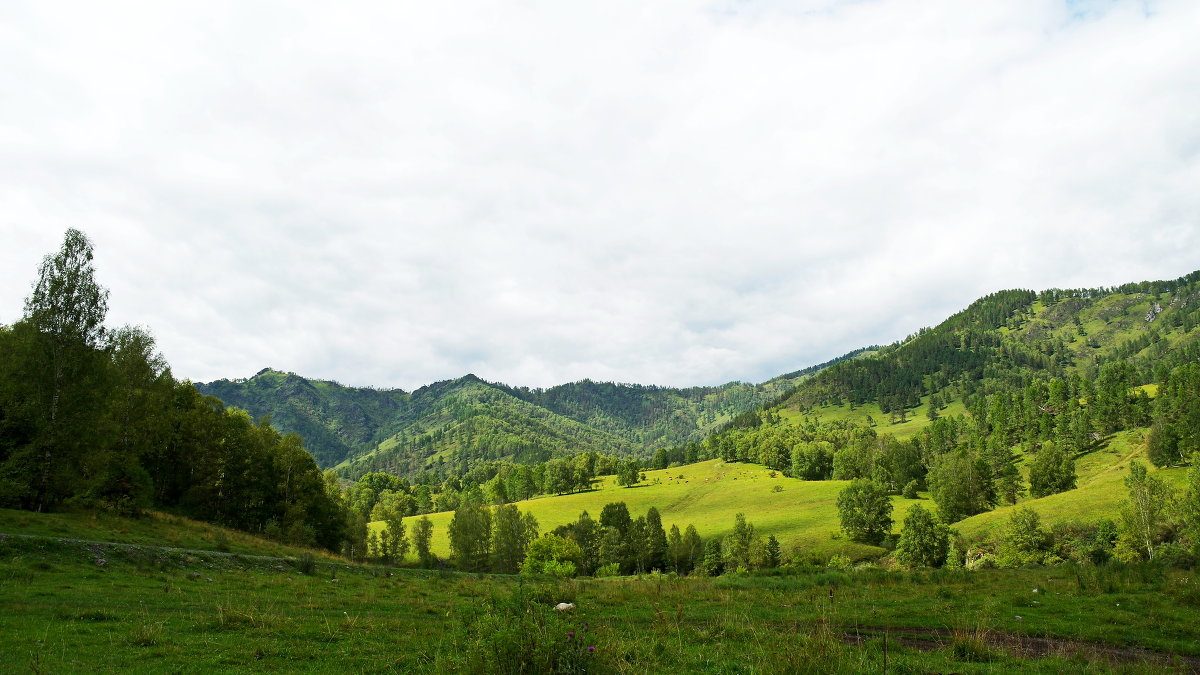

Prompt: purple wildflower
xmin=567 ymin=632 xmax=574 ymax=637
xmin=587 ymin=646 xmax=595 ymax=652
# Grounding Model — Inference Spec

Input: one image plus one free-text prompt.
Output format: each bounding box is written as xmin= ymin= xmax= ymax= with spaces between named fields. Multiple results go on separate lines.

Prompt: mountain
xmin=780 ymin=270 xmax=1200 ymax=419
xmin=196 ymin=354 xmax=869 ymax=478
xmin=199 ymin=269 xmax=1200 ymax=482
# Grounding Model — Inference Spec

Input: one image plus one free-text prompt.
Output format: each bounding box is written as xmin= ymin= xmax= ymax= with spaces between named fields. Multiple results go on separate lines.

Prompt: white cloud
xmin=2 ymin=0 xmax=1198 ymax=389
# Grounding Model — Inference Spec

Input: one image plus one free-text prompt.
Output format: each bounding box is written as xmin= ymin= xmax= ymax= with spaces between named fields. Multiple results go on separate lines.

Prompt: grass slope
xmin=0 ymin=508 xmax=340 ymax=560
xmin=391 ymin=427 xmax=1187 ymax=562
xmin=386 ymin=459 xmax=930 ymax=560
xmin=957 ymin=430 xmax=1190 ymax=540
xmin=779 ymin=396 xmax=970 ymax=442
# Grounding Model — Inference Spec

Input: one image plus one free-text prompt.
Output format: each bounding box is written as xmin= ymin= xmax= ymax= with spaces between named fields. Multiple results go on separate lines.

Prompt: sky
xmin=2 ymin=0 xmax=1198 ymax=391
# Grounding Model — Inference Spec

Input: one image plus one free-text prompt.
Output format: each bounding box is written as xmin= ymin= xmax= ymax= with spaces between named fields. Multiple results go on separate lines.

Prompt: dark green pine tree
xmin=645 ymin=507 xmax=668 ymax=572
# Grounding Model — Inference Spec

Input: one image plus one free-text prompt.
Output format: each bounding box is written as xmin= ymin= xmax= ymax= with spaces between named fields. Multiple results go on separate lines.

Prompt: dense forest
xmin=0 ymin=230 xmax=361 ymax=553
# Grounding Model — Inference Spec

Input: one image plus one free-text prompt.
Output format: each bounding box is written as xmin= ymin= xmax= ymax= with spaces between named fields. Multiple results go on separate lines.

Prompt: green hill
xmin=391 ymin=428 xmax=1187 ymax=562
xmin=393 ymin=459 xmax=905 ymax=560
xmin=381 ymin=270 xmax=1200 ymax=564
xmin=197 ymin=360 xmax=865 ymax=478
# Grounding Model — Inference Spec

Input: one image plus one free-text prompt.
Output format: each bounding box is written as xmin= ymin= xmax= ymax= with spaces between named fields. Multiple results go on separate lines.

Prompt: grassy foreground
xmin=2 ymin=531 xmax=1198 ymax=673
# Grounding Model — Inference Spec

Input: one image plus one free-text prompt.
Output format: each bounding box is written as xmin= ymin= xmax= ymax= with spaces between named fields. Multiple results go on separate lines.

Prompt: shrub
xmin=594 ymin=563 xmax=620 ymax=578
xmin=826 ymin=555 xmax=853 ymax=571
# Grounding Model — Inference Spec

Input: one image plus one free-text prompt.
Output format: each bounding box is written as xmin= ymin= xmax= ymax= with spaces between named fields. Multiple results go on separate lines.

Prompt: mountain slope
xmin=780 ymin=270 xmax=1200 ymax=423
xmin=197 ymin=362 xmax=849 ymax=478
xmin=197 ymin=368 xmax=410 ymax=467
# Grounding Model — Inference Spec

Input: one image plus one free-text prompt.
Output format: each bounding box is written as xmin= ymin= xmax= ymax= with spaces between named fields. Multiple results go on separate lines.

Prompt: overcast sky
xmin=2 ymin=1 xmax=1198 ymax=391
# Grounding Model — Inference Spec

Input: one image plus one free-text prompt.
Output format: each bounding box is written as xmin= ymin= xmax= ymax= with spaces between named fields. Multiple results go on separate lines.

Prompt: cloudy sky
xmin=2 ymin=1 xmax=1198 ymax=390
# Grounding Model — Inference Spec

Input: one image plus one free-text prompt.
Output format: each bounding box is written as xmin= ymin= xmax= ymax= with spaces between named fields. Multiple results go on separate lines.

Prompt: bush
xmin=1154 ymin=543 xmax=1195 ymax=570
xmin=594 ymin=563 xmax=620 ymax=578
xmin=902 ymin=480 xmax=919 ymax=500
xmin=295 ymin=552 xmax=316 ymax=575
xmin=826 ymin=555 xmax=853 ymax=571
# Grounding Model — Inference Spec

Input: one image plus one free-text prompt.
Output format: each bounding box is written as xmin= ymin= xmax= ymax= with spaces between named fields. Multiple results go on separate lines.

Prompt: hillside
xmin=0 ymin=508 xmax=342 ymax=560
xmin=783 ymin=271 xmax=1200 ymax=420
xmin=197 ymin=361 xmax=860 ymax=477
xmin=390 ymin=428 xmax=1188 ymax=562
xmin=394 ymin=459 xmax=897 ymax=560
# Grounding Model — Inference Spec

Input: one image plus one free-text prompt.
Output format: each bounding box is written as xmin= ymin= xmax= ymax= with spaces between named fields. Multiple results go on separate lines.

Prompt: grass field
xmin=2 ymin=531 xmax=1197 ymax=673
xmin=957 ymin=430 xmax=1189 ymax=539
xmin=389 ymin=460 xmax=934 ymax=561
xmin=778 ymin=396 xmax=970 ymax=442
xmin=383 ymin=426 xmax=1186 ymax=564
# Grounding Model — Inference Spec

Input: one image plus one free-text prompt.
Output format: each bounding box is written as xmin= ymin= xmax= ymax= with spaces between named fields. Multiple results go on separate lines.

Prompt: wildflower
xmin=587 ymin=646 xmax=595 ymax=652
xmin=567 ymin=632 xmax=574 ymax=638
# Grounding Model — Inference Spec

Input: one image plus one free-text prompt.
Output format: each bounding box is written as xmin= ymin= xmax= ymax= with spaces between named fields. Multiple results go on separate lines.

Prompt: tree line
xmin=0 ymin=230 xmax=358 ymax=553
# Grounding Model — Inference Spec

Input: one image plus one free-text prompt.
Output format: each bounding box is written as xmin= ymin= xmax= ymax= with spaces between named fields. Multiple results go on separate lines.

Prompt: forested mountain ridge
xmin=694 ymin=269 xmax=1200 ymax=535
xmin=783 ymin=270 xmax=1200 ymax=416
xmin=198 ymin=368 xmax=410 ymax=467
xmin=197 ymin=366 xmax=832 ymax=479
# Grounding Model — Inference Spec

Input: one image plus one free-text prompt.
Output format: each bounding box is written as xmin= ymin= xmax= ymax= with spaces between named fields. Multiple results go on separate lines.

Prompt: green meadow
xmin=385 ymin=425 xmax=1185 ymax=565
xmin=390 ymin=460 xmax=918 ymax=561
xmin=2 ymin=530 xmax=1197 ymax=673
xmin=778 ymin=396 xmax=971 ymax=442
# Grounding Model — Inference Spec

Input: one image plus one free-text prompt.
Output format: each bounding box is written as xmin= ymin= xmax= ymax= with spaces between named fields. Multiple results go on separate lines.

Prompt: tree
xmin=996 ymin=507 xmax=1047 ymax=567
xmin=762 ymin=535 xmax=781 ymax=569
xmin=681 ymin=524 xmax=703 ymax=574
xmin=928 ymin=451 xmax=995 ymax=523
xmin=411 ymin=516 xmax=436 ymax=568
xmin=371 ymin=490 xmax=411 ymax=563
xmin=1179 ymin=454 xmax=1200 ymax=550
xmin=1118 ymin=461 xmax=1174 ymax=560
xmin=895 ymin=503 xmax=949 ymax=568
xmin=554 ymin=510 xmax=601 ymax=575
xmin=522 ymin=534 xmax=582 ymax=577
xmin=836 ymin=479 xmax=893 ymax=545
xmin=599 ymin=502 xmax=632 ymax=534
xmin=653 ymin=447 xmax=669 ymax=470
xmin=617 ymin=459 xmax=640 ymax=487
xmin=1148 ymin=365 xmax=1200 ymax=467
xmin=791 ymin=441 xmax=834 ymax=480
xmin=1028 ymin=440 xmax=1076 ymax=498
xmin=448 ymin=496 xmax=493 ymax=572
xmin=543 ymin=459 xmax=573 ymax=495
xmin=491 ymin=504 xmax=537 ymax=574
xmin=97 ymin=325 xmax=169 ymax=514
xmin=7 ymin=229 xmax=111 ymax=511
xmin=726 ymin=513 xmax=757 ymax=570
xmin=666 ymin=524 xmax=683 ymax=572
xmin=644 ymin=507 xmax=668 ymax=572
xmin=700 ymin=537 xmax=725 ymax=576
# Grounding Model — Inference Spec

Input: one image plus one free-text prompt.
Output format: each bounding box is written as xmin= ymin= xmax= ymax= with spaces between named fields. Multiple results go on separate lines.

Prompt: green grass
xmin=387 ymin=460 xmax=915 ymax=561
xmin=779 ymin=396 xmax=970 ymax=442
xmin=2 ymin=535 xmax=1197 ymax=673
xmin=388 ymin=426 xmax=1181 ymax=563
xmin=957 ymin=430 xmax=1190 ymax=540
xmin=0 ymin=508 xmax=340 ymax=560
